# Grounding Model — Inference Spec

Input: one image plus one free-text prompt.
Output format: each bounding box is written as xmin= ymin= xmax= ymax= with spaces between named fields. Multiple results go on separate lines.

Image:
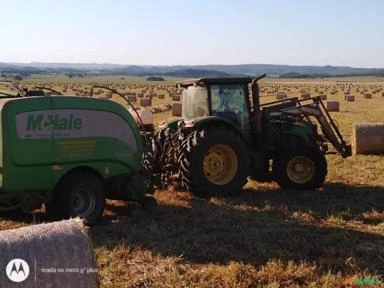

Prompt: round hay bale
xmin=345 ymin=95 xmax=355 ymax=102
xmin=327 ymin=101 xmax=339 ymax=112
xmin=129 ymin=108 xmax=153 ymax=126
xmin=159 ymin=105 xmax=168 ymax=112
xmin=0 ymin=219 xmax=97 ymax=287
xmin=353 ymin=123 xmax=384 ymax=155
xmin=140 ymin=97 xmax=152 ymax=107
xmin=172 ymin=103 xmax=182 ymax=117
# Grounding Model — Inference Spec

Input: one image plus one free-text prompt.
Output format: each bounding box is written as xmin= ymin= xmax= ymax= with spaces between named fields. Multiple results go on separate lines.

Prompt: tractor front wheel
xmin=179 ymin=127 xmax=249 ymax=197
xmin=273 ymin=146 xmax=327 ymax=189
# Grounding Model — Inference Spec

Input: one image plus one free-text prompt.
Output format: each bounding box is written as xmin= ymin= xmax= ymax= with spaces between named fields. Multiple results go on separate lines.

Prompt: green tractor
xmin=146 ymin=75 xmax=351 ymax=197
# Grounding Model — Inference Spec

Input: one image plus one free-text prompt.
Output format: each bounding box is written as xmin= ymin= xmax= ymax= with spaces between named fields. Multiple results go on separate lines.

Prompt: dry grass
xmin=1 ymin=76 xmax=384 ymax=287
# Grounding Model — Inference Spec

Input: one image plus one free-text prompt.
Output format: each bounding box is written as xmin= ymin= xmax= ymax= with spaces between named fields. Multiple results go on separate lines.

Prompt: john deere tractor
xmin=146 ymin=74 xmax=351 ymax=197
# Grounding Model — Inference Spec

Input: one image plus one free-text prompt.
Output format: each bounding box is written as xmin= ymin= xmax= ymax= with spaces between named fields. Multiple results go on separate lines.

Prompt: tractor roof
xmin=176 ymin=77 xmax=253 ymax=88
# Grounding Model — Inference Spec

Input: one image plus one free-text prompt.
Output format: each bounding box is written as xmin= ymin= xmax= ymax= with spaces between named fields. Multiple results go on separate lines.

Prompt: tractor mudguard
xmin=183 ymin=116 xmax=244 ymax=139
xmin=159 ymin=118 xmax=182 ymax=132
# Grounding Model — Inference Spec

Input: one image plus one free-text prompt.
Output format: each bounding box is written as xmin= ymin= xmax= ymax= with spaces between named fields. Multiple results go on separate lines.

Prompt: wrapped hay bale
xmin=353 ymin=123 xmax=384 ymax=155
xmin=172 ymin=103 xmax=182 ymax=117
xmin=0 ymin=219 xmax=97 ymax=287
xmin=327 ymin=101 xmax=339 ymax=112
xmin=345 ymin=95 xmax=355 ymax=102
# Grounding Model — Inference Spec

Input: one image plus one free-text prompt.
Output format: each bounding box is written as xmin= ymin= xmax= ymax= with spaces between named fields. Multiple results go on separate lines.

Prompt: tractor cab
xmin=177 ymin=77 xmax=254 ymax=131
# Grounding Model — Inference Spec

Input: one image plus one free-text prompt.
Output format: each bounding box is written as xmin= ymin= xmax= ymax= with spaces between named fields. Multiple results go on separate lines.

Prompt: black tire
xmin=273 ymin=146 xmax=327 ymax=190
xmin=47 ymin=171 xmax=105 ymax=225
xmin=144 ymin=127 xmax=185 ymax=189
xmin=179 ymin=127 xmax=249 ymax=197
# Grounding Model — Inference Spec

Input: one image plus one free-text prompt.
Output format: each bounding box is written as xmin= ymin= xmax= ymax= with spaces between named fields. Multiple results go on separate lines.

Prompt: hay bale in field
xmin=127 ymin=95 xmax=137 ymax=102
xmin=327 ymin=101 xmax=339 ymax=112
xmin=151 ymin=107 xmax=161 ymax=114
xmin=353 ymin=123 xmax=384 ymax=155
xmin=301 ymin=92 xmax=310 ymax=99
xmin=140 ymin=97 xmax=152 ymax=107
xmin=172 ymin=103 xmax=182 ymax=117
xmin=129 ymin=108 xmax=153 ymax=126
xmin=319 ymin=94 xmax=327 ymax=100
xmin=158 ymin=105 xmax=168 ymax=112
xmin=158 ymin=94 xmax=165 ymax=99
xmin=0 ymin=219 xmax=96 ymax=287
xmin=276 ymin=92 xmax=287 ymax=99
xmin=172 ymin=94 xmax=181 ymax=101
xmin=382 ymin=92 xmax=384 ymax=97
xmin=345 ymin=95 xmax=355 ymax=102
xmin=364 ymin=93 xmax=372 ymax=99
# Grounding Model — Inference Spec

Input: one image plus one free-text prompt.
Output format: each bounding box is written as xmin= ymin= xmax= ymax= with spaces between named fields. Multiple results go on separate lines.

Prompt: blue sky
xmin=1 ymin=0 xmax=383 ymax=67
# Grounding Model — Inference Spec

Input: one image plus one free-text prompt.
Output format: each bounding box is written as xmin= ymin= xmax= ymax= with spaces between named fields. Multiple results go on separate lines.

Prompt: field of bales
xmin=1 ymin=75 xmax=384 ymax=287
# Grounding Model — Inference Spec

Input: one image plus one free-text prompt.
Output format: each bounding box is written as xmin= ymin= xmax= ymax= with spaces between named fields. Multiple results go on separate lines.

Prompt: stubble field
xmin=0 ymin=75 xmax=383 ymax=287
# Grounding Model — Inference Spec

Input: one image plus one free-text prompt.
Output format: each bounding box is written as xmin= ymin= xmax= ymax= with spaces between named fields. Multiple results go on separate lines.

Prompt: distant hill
xmin=1 ymin=62 xmax=384 ymax=78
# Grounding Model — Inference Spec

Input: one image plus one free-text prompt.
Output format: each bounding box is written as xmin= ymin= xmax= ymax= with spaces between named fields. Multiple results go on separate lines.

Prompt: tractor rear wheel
xmin=179 ymin=127 xmax=248 ymax=197
xmin=273 ymin=146 xmax=327 ymax=189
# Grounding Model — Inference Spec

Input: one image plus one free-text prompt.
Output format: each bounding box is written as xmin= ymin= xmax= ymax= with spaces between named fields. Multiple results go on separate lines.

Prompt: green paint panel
xmin=0 ymin=96 xmax=143 ymax=202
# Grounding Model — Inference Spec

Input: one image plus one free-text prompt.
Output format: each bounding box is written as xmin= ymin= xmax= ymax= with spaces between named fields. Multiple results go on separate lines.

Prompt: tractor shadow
xmin=91 ymin=182 xmax=384 ymax=275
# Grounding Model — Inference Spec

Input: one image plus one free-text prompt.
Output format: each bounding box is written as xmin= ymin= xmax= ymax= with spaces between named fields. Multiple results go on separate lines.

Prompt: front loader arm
xmin=297 ymin=97 xmax=352 ymax=158
xmin=261 ymin=96 xmax=352 ymax=158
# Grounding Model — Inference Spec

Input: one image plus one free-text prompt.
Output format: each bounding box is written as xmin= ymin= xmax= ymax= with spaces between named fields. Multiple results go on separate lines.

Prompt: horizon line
xmin=1 ymin=61 xmax=384 ymax=70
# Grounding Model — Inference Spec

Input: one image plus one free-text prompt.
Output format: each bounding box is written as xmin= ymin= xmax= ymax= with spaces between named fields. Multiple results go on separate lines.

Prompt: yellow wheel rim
xmin=286 ymin=156 xmax=315 ymax=184
xmin=203 ymin=144 xmax=238 ymax=185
